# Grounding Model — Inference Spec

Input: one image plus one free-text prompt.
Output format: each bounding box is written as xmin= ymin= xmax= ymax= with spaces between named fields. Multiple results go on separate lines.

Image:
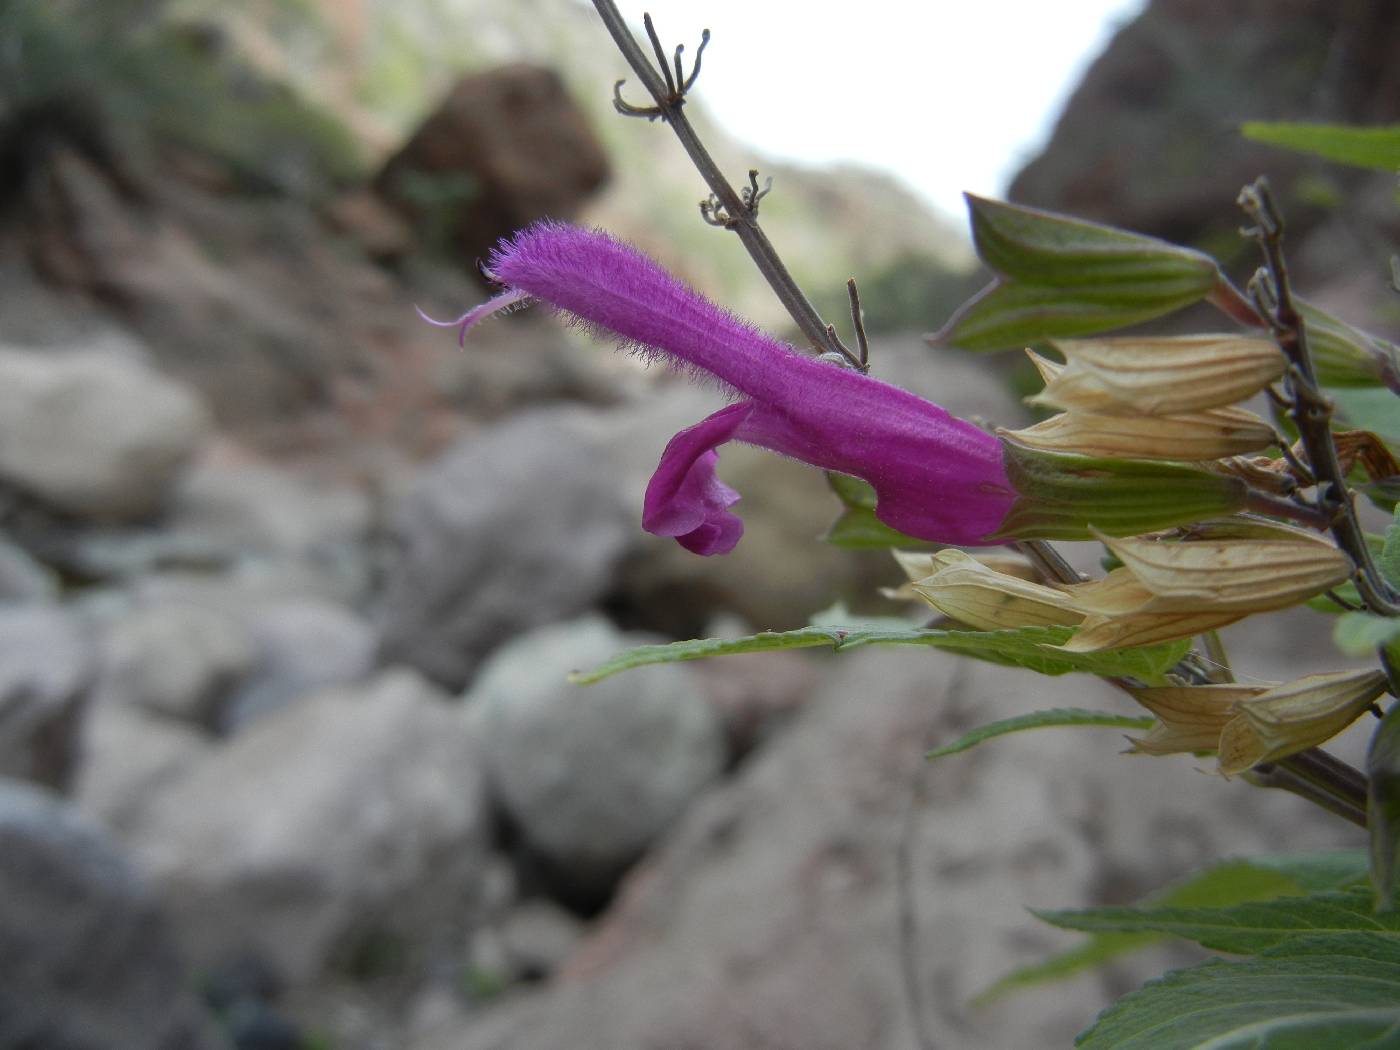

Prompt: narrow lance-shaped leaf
xmin=926 ymin=708 xmax=1153 ymax=761
xmin=570 ymin=621 xmax=1190 ymax=686
xmin=1242 ymin=120 xmax=1400 ymax=172
xmin=1037 ymin=888 xmax=1396 ymax=955
xmin=932 ymin=281 xmax=1212 ymax=353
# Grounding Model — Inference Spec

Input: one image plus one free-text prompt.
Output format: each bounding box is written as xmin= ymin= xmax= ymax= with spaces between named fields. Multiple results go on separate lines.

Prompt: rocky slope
xmin=0 ymin=2 xmax=1389 ymax=1049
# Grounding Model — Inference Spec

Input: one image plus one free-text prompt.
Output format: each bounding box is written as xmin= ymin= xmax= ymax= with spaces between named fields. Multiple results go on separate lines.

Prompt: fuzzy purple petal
xmin=446 ymin=222 xmax=1019 ymax=551
xmin=643 ymin=403 xmax=748 ymax=555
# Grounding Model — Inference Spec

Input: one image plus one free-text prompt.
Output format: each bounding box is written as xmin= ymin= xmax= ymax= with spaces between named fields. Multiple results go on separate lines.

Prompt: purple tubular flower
xmin=426 ymin=221 xmax=1015 ymax=554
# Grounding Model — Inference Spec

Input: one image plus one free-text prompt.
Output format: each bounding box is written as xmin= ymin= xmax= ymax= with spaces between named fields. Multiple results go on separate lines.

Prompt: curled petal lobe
xmin=643 ymin=403 xmax=749 ymax=555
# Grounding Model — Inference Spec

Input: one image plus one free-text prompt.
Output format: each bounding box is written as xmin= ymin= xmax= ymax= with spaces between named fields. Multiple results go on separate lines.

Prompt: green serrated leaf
xmin=1369 ymin=703 xmax=1400 ymax=912
xmin=926 ymin=709 xmax=1153 ymax=760
xmin=1335 ymin=612 xmax=1400 ymax=657
xmin=1039 ymin=889 xmax=1398 ymax=956
xmin=987 ymin=851 xmax=1367 ymax=1002
xmin=1242 ymin=121 xmax=1400 ymax=172
xmin=1077 ymin=933 xmax=1400 ymax=1049
xmin=570 ymin=623 xmax=1190 ymax=686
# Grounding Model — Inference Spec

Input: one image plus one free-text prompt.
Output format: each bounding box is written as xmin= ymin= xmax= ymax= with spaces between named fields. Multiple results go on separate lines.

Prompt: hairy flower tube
xmin=424 ymin=222 xmax=1015 ymax=554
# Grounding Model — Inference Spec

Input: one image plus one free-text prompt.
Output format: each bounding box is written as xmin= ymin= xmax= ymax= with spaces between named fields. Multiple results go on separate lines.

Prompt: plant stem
xmin=591 ymin=0 xmax=856 ymax=364
xmin=1242 ymin=489 xmax=1334 ymax=529
xmin=1239 ymin=178 xmax=1400 ymax=618
xmin=1251 ymin=747 xmax=1370 ymax=828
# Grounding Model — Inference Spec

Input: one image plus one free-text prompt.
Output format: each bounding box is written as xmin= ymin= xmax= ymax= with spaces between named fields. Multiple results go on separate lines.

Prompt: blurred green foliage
xmin=811 ymin=253 xmax=982 ymax=337
xmin=0 ymin=0 xmax=362 ymax=197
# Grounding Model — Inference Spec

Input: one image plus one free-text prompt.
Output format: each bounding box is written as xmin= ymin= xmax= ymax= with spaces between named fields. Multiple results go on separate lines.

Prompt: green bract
xmin=931 ymin=196 xmax=1223 ymax=351
xmin=992 ymin=439 xmax=1248 ymax=540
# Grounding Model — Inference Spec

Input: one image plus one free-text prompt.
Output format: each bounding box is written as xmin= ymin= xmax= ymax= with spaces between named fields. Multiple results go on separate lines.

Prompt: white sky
xmin=608 ymin=1 xmax=1147 ymax=222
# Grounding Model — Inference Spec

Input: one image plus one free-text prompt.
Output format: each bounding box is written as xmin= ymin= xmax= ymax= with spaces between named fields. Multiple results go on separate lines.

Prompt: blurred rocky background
xmin=0 ymin=1 xmax=1394 ymax=1048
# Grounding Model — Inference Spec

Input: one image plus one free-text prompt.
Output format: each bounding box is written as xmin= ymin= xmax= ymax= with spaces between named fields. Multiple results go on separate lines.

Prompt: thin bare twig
xmin=592 ymin=0 xmax=862 ymax=368
xmin=847 ymin=278 xmax=870 ymax=371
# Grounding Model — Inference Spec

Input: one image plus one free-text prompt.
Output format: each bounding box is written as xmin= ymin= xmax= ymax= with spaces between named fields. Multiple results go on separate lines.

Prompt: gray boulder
xmin=0 ymin=605 xmax=94 ymax=789
xmin=218 ymin=596 xmax=377 ymax=733
xmin=375 ymin=407 xmax=636 ymax=689
xmin=126 ymin=669 xmax=490 ymax=983
xmin=421 ymin=647 xmax=1360 ymax=1050
xmin=0 ymin=347 xmax=210 ymax=520
xmin=0 ymin=779 xmax=226 ymax=1050
xmin=76 ymin=702 xmax=213 ymax=833
xmin=167 ymin=455 xmax=375 ymax=605
xmin=0 ymin=531 xmax=59 ymax=603
xmin=469 ymin=616 xmax=726 ymax=901
xmin=97 ymin=601 xmax=254 ymax=728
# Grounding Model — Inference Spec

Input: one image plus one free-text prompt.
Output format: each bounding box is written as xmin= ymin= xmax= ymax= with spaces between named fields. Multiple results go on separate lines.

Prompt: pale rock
xmin=126 ymin=669 xmax=489 ymax=983
xmin=97 ymin=601 xmax=254 ymax=727
xmin=0 ymin=605 xmax=93 ymax=790
xmin=0 ymin=347 xmax=210 ymax=520
xmin=375 ymin=407 xmax=636 ymax=689
xmin=76 ymin=702 xmax=213 ymax=833
xmin=419 ymin=648 xmax=1360 ymax=1050
xmin=0 ymin=779 xmax=226 ymax=1050
xmin=497 ymin=899 xmax=585 ymax=979
xmin=219 ymin=596 xmax=377 ymax=733
xmin=469 ymin=615 xmax=725 ymax=901
xmin=0 ymin=531 xmax=58 ymax=603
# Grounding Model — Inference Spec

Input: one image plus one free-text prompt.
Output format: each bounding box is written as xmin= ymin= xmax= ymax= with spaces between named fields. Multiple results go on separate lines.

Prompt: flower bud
xmin=1126 ymin=684 xmax=1270 ymax=755
xmin=1002 ymin=405 xmax=1275 ymax=461
xmin=1027 ymin=335 xmax=1286 ymax=416
xmin=1217 ymin=670 xmax=1389 ymax=775
xmin=905 ymin=549 xmax=1084 ymax=631
xmin=1062 ymin=522 xmax=1352 ymax=651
